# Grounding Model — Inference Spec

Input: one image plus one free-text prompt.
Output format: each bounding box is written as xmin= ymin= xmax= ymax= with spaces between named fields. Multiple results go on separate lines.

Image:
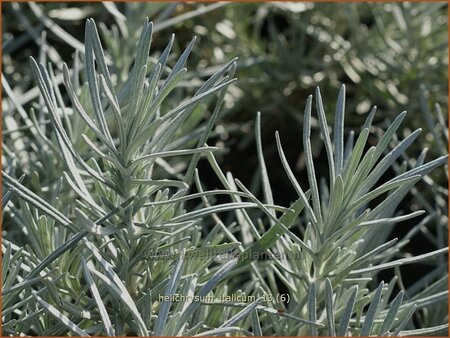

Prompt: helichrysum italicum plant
xmin=2 ymin=14 xmax=448 ymax=338
xmin=227 ymin=86 xmax=448 ymax=335
xmin=2 ymin=18 xmax=251 ymax=336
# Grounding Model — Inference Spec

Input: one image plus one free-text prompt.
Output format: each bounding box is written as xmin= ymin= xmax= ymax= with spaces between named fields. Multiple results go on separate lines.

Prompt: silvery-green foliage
xmin=227 ymin=87 xmax=448 ymax=336
xmin=96 ymin=2 xmax=228 ymax=86
xmin=2 ymin=8 xmax=448 ymax=337
xmin=2 ymin=18 xmax=265 ymax=336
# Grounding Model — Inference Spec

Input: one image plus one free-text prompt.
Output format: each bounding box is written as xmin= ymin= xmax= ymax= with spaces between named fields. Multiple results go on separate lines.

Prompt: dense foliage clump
xmin=2 ymin=3 xmax=448 ymax=336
